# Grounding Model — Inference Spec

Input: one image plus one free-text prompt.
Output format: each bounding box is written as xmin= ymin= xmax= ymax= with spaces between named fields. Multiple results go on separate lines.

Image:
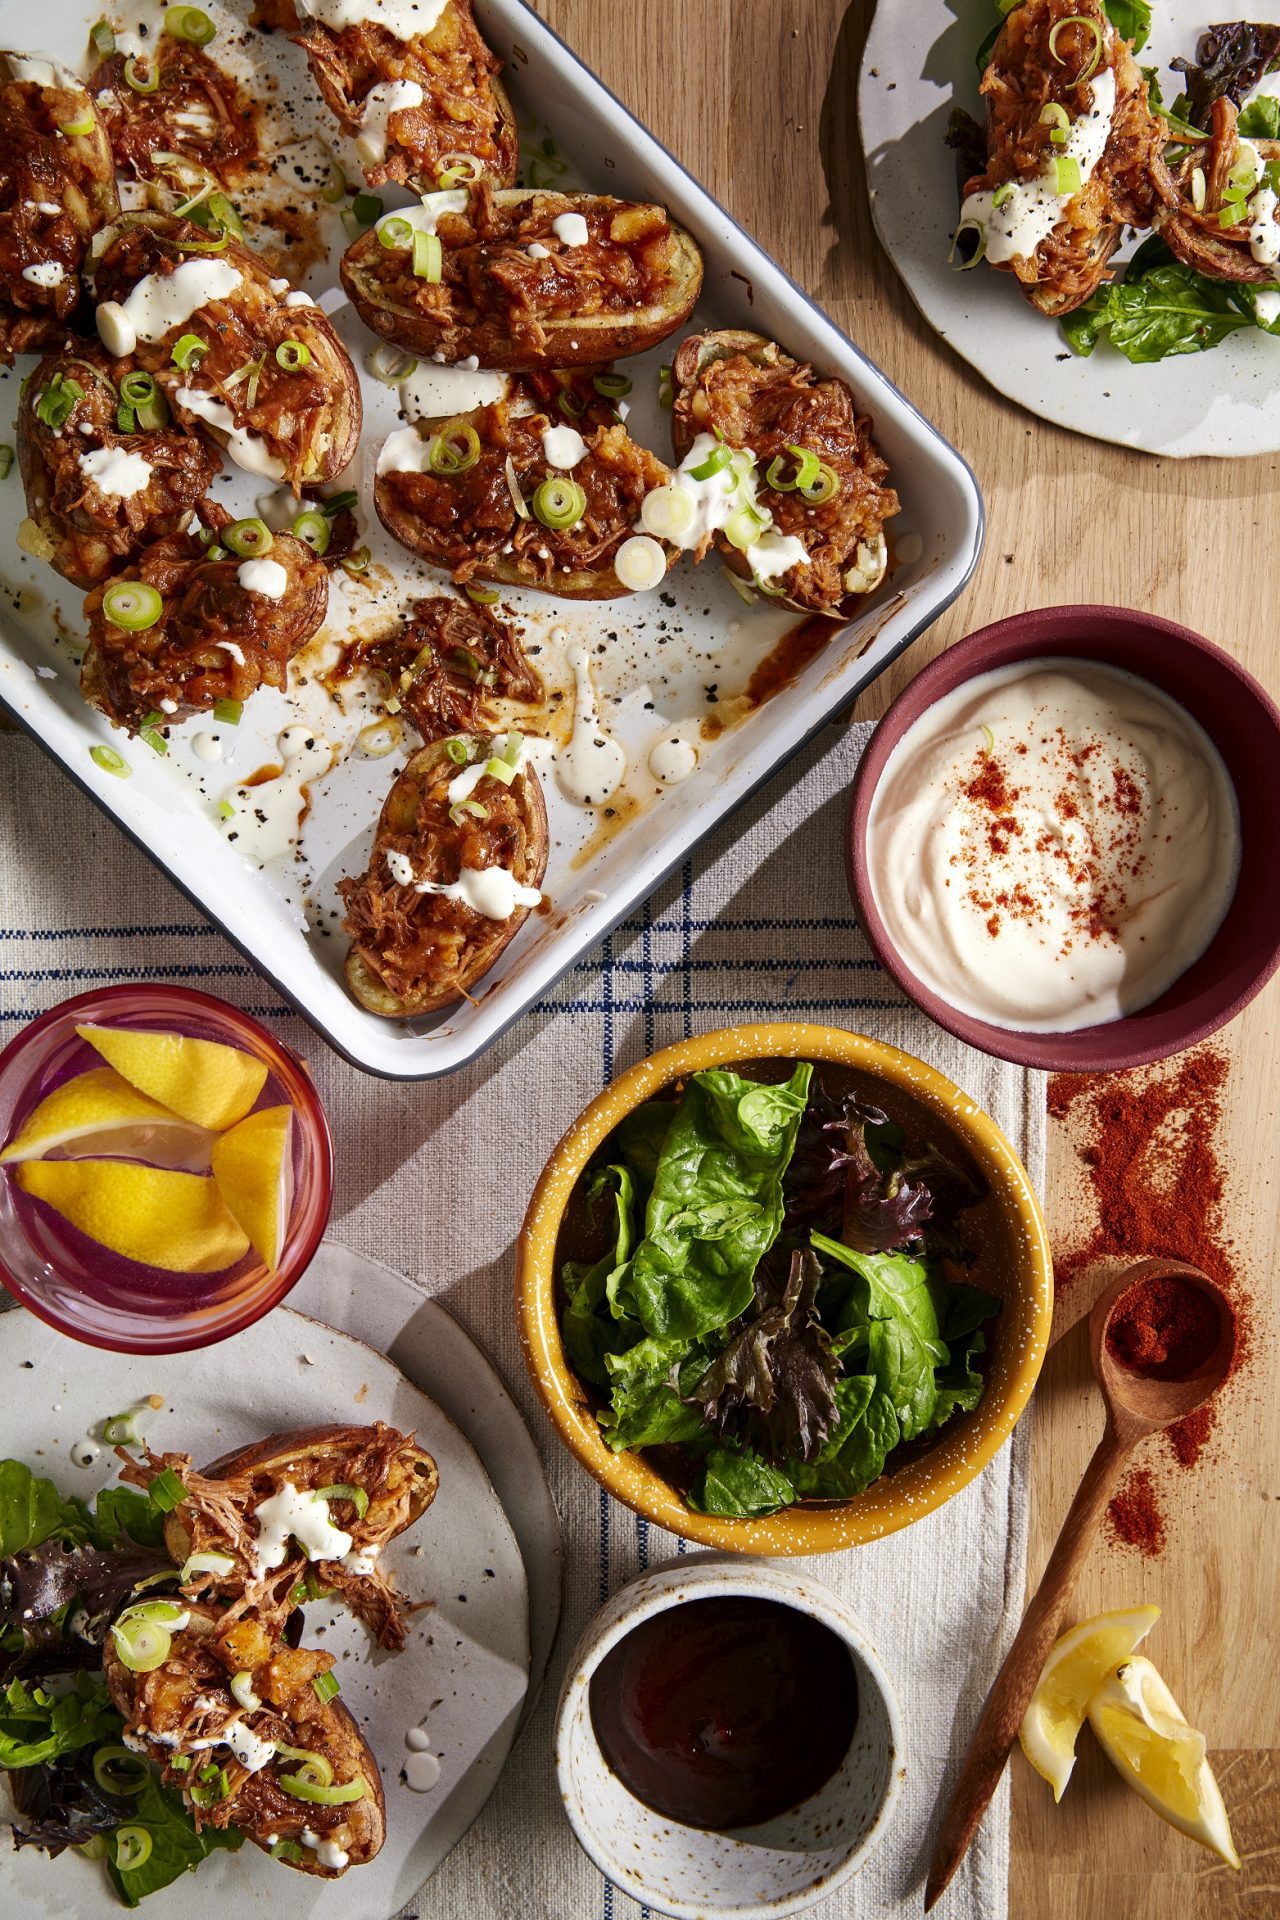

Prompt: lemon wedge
xmin=0 ymin=1068 xmax=215 ymax=1171
xmin=76 ymin=1024 xmax=269 ymax=1131
xmin=1018 ymin=1605 xmax=1160 ymax=1801
xmin=210 ymin=1105 xmax=293 ymax=1270
xmin=1087 ymin=1655 xmax=1239 ymax=1867
xmin=16 ymin=1159 xmax=250 ymax=1273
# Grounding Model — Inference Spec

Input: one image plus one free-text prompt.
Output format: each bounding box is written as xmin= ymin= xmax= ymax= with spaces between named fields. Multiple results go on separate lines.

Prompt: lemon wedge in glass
xmin=211 ymin=1105 xmax=293 ymax=1270
xmin=1018 ymin=1605 xmax=1161 ymax=1801
xmin=0 ymin=1067 xmax=215 ymax=1171
xmin=16 ymin=1159 xmax=250 ymax=1273
xmin=1087 ymin=1655 xmax=1239 ymax=1867
xmin=75 ymin=1024 xmax=268 ymax=1131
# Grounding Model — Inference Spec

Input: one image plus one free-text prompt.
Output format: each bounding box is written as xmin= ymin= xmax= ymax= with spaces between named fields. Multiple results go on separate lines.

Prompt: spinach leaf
xmin=560 ymin=1166 xmax=639 ymax=1389
xmin=1240 ymin=93 xmax=1280 ymax=138
xmin=1230 ymin=281 xmax=1280 ymax=334
xmin=793 ymin=1376 xmax=901 ymax=1499
xmin=0 ymin=1462 xmax=91 ymax=1557
xmin=610 ymin=1064 xmax=812 ymax=1344
xmin=91 ymin=1487 xmax=168 ymax=1551
xmin=613 ymin=1102 xmax=675 ymax=1190
xmin=815 ymin=1234 xmax=949 ymax=1443
xmin=687 ymin=1447 xmax=798 ymax=1518
xmin=106 ymin=1770 xmax=243 ymax=1907
xmin=1061 ymin=262 xmax=1256 ymax=361
xmin=600 ymin=1336 xmax=709 ymax=1452
xmin=0 ymin=1672 xmax=120 ymax=1769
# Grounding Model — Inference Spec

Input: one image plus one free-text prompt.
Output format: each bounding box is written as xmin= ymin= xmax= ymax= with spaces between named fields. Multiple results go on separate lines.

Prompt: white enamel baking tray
xmin=0 ymin=0 xmax=983 ymax=1079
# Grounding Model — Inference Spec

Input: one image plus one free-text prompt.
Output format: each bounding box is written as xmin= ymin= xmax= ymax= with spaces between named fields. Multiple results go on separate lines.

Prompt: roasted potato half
xmin=375 ymin=393 xmax=675 ymax=598
xmin=81 ymin=523 xmax=329 ymax=733
xmin=294 ymin=0 xmax=519 ymax=193
xmin=341 ymin=732 xmax=549 ymax=1018
xmin=669 ymin=330 xmax=899 ymax=618
xmin=0 ymin=51 xmax=119 ymax=361
xmin=89 ymin=34 xmax=260 ymax=187
xmin=342 ymin=182 xmax=703 ymax=367
xmin=17 ymin=342 xmax=223 ymax=589
xmin=92 ymin=213 xmax=361 ymax=488
xmin=104 ymin=1602 xmax=385 ymax=1875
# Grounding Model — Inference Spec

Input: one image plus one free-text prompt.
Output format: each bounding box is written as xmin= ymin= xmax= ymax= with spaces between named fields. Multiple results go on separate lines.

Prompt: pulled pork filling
xmin=354 ymin=184 xmax=680 ymax=350
xmin=94 ymin=221 xmax=358 ymax=487
xmin=80 ymin=525 xmax=327 ymax=731
xmin=0 ymin=74 xmax=116 ymax=360
xmin=1160 ymin=95 xmax=1280 ymax=282
xmin=378 ymin=398 xmax=670 ymax=586
xmin=964 ymin=0 xmax=1170 ymax=313
xmin=676 ymin=349 xmax=899 ymax=614
xmin=90 ymin=38 xmax=260 ymax=185
xmin=340 ymin=742 xmax=543 ymax=1008
xmin=19 ymin=344 xmax=223 ymax=588
xmin=342 ymin=595 xmax=542 ymax=743
xmin=294 ymin=0 xmax=516 ymax=190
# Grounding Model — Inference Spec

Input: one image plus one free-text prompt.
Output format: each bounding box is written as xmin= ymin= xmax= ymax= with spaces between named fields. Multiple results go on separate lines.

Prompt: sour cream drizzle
xmin=237 ymin=557 xmax=289 ymax=599
xmin=79 ymin=446 xmax=153 ymax=497
xmin=639 ymin=432 xmax=808 ymax=585
xmin=399 ymin=361 xmax=508 ymax=418
xmin=250 ymin=1483 xmax=351 ymax=1574
xmin=174 ymin=385 xmax=286 ymax=480
xmin=97 ymin=260 xmax=243 ymax=357
xmin=415 ymin=867 xmax=542 ymax=920
xmin=295 ymin=0 xmax=447 ymax=41
xmin=356 ymin=78 xmax=425 ymax=166
xmin=961 ymin=66 xmax=1118 ymax=265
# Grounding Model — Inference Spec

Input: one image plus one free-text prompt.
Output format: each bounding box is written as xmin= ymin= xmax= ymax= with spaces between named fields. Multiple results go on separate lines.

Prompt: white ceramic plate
xmin=0 ymin=1305 xmax=531 ymax=1919
xmin=0 ymin=0 xmax=983 ymax=1079
xmin=860 ymin=0 xmax=1280 ymax=457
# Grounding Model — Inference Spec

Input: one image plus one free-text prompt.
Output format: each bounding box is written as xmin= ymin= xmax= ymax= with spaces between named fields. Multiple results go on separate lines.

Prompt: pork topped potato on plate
xmin=293 ymin=0 xmax=519 ymax=193
xmin=93 ymin=212 xmax=361 ymax=488
xmin=341 ymin=731 xmax=549 ymax=1018
xmin=1161 ymin=91 xmax=1280 ymax=283
xmin=667 ymin=331 xmax=899 ymax=617
xmin=0 ymin=50 xmax=118 ymax=361
xmin=18 ymin=342 xmax=223 ymax=589
xmin=342 ymin=183 xmax=704 ymax=366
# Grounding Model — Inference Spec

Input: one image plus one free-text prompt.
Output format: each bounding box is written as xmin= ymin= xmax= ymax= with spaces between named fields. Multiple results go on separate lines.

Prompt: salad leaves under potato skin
xmin=558 ymin=1065 xmax=999 ymax=1519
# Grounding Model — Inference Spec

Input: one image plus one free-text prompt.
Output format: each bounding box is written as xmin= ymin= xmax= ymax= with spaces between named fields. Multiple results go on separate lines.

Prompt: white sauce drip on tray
xmin=648 ymin=734 xmax=699 ymax=785
xmin=295 ymin=0 xmax=448 ymax=42
xmin=78 ymin=446 xmax=153 ymax=498
xmin=174 ymin=386 xmax=286 ymax=480
xmin=220 ymin=727 xmax=332 ymax=865
xmin=400 ymin=360 xmax=508 ymax=418
xmin=357 ymin=78 xmax=425 ymax=166
xmin=249 ymin=1483 xmax=351 ymax=1575
xmin=960 ymin=67 xmax=1118 ymax=265
xmin=556 ymin=639 xmax=627 ymax=806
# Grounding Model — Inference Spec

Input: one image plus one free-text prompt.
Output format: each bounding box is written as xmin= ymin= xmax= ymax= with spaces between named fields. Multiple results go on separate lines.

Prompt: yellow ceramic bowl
xmin=517 ymin=1023 xmax=1052 ymax=1554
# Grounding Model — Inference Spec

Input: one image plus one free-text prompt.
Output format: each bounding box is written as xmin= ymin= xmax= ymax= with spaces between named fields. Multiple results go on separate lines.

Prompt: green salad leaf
xmin=0 ymin=1460 xmax=93 ymax=1557
xmin=687 ymin=1447 xmax=798 ymax=1518
xmin=0 ymin=1672 xmax=121 ymax=1770
xmin=794 ymin=1375 xmax=901 ymax=1499
xmin=1061 ymin=246 xmax=1258 ymax=362
xmin=106 ymin=1771 xmax=243 ymax=1908
xmin=561 ymin=1165 xmax=640 ymax=1389
xmin=1240 ymin=93 xmax=1280 ymax=138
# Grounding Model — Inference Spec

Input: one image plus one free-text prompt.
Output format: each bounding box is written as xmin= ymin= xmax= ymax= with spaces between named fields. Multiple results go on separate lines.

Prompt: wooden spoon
xmin=924 ymin=1258 xmax=1235 ymax=1911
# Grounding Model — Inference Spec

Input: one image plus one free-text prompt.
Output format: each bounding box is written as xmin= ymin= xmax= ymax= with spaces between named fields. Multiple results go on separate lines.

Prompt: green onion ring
xmin=291 ymin=508 xmax=330 ymax=555
xmin=123 ymin=55 xmax=159 ymax=95
xmin=378 ymin=215 xmax=414 ymax=250
xmin=948 ymin=218 xmax=987 ymax=268
xmin=1039 ymin=102 xmax=1071 ymax=145
xmin=688 ymin=443 xmax=733 ymax=483
xmin=164 ymin=6 xmax=217 ymax=46
xmin=90 ymin=744 xmax=130 ymax=777
xmin=275 ymin=338 xmax=312 ymax=372
xmin=465 ymin=582 xmax=500 ymax=604
xmin=1047 ymin=15 xmax=1103 ymax=83
xmin=171 ymin=332 xmax=208 ymax=371
xmin=532 ymin=476 xmax=586 ymax=530
xmin=92 ymin=1746 xmax=149 ymax=1797
xmin=102 ymin=582 xmax=164 ymax=631
xmin=413 ymin=229 xmax=442 ymax=281
xmin=436 ymin=152 xmax=483 ymax=188
xmin=427 ymin=421 xmax=481 ymax=475
xmin=316 ymin=1482 xmax=370 ymax=1517
xmin=119 ymin=371 xmax=159 ymax=408
xmin=592 ymin=371 xmax=632 ymax=399
xmin=224 ymin=518 xmax=273 ymax=559
xmin=799 ymin=462 xmax=840 ymax=506
xmin=112 ymin=1827 xmax=153 ymax=1872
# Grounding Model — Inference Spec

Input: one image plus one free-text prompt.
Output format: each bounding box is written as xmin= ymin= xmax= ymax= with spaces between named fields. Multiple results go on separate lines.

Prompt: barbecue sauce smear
xmin=588 ymin=1596 xmax=859 ymax=1830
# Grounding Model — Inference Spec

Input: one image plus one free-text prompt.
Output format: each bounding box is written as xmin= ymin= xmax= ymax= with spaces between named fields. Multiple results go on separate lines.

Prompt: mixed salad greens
xmin=0 ymin=1461 xmax=241 ymax=1905
xmin=961 ymin=5 xmax=1280 ymax=361
xmin=559 ymin=1063 xmax=1001 ymax=1519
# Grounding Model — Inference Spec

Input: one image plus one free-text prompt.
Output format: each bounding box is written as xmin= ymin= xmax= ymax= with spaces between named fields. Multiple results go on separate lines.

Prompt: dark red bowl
xmin=848 ymin=605 xmax=1280 ymax=1073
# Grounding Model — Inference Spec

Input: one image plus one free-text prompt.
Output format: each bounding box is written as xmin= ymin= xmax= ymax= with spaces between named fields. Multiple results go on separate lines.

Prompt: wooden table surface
xmin=538 ymin=2 xmax=1278 ymax=1913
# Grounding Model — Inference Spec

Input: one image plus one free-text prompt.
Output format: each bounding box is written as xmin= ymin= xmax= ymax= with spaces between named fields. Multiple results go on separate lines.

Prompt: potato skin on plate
xmin=341 ymin=734 xmax=549 ymax=1018
xmin=341 ymin=182 xmax=703 ymax=366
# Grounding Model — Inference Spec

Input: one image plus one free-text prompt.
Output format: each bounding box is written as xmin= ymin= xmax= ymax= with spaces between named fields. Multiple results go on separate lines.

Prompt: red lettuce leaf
xmin=691 ymin=1248 xmax=841 ymax=1465
xmin=1172 ymin=23 xmax=1280 ymax=126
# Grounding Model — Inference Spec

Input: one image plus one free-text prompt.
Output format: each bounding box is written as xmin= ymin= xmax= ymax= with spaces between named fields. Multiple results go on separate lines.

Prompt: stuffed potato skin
xmin=92 ymin=213 xmax=361 ymax=488
xmin=17 ymin=343 xmax=223 ymax=589
xmin=89 ymin=35 xmax=260 ymax=187
xmin=341 ymin=733 xmax=549 ymax=1018
xmin=0 ymin=51 xmax=119 ymax=362
xmin=671 ymin=330 xmax=899 ymax=618
xmin=342 ymin=183 xmax=703 ymax=367
xmin=293 ymin=0 xmax=519 ymax=193
xmin=375 ymin=394 xmax=674 ymax=598
xmin=81 ymin=523 xmax=328 ymax=733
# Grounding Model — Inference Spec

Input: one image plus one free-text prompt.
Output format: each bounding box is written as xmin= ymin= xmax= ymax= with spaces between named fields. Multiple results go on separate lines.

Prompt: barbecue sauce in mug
xmin=588 ymin=1595 xmax=859 ymax=1830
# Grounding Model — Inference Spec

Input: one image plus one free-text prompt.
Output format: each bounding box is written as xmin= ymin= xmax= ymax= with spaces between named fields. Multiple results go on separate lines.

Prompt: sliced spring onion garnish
xmin=170 ymin=1754 xmax=191 ymax=1772
xmin=724 ymin=504 xmax=766 ymax=552
xmin=532 ymin=476 xmax=586 ymax=530
xmin=948 ymin=217 xmax=987 ymax=269
xmin=367 ymin=341 xmax=417 ymax=385
xmin=321 ymin=489 xmax=357 ymax=518
xmin=378 ymin=215 xmax=414 ymax=250
xmin=658 ymin=364 xmax=674 ymax=408
xmin=500 ymin=730 xmax=523 ymax=765
xmin=205 ymin=544 xmax=228 ymax=562
xmin=229 ymin=1671 xmax=260 ymax=1712
xmin=437 ymin=152 xmax=483 ymax=188
xmin=1039 ymin=102 xmax=1071 ymax=145
xmin=413 ymin=229 xmax=443 ymax=281
xmin=190 ymin=1766 xmax=230 ymax=1807
xmin=205 ymin=192 xmax=245 ymax=240
xmin=352 ymin=191 xmax=383 ymax=227
xmin=1218 ymin=200 xmax=1247 ymax=228
xmin=173 ymin=226 xmax=230 ymax=253
xmin=172 ymin=180 xmax=214 ymax=221
xmin=1191 ymin=166 xmax=1207 ymax=212
xmin=614 ymin=534 xmax=667 ymax=592
xmin=753 ymin=569 xmax=786 ymax=597
xmin=427 ymin=420 xmax=481 ymax=475
xmin=320 ymin=160 xmax=348 ymax=205
xmin=212 ymin=697 xmax=241 ymax=726
xmin=224 ymin=517 xmax=273 ymax=559
xmin=313 ymin=1671 xmax=341 ymax=1705
xmin=171 ymin=332 xmax=208 ymax=371
xmin=180 ymin=1548 xmax=235 ymax=1580
xmin=0 ymin=445 xmax=13 ymax=481
xmin=119 ymin=371 xmax=158 ymax=409
xmin=35 ymin=374 xmax=84 ymax=431
xmin=58 ymin=110 xmax=96 ymax=136
xmin=1047 ymin=14 xmax=1102 ymax=83
xmin=112 ymin=1827 xmax=153 ymax=1873
xmin=90 ymin=18 xmax=115 ymax=56
xmin=483 ymin=755 xmax=516 ymax=784
xmin=110 ymin=1617 xmax=172 ymax=1673
xmin=449 ymin=645 xmax=492 ymax=683
xmin=165 ymin=6 xmax=217 ymax=45
xmin=274 ymin=1745 xmax=334 ymax=1788
xmin=639 ymin=483 xmax=695 ymax=542
xmin=92 ymin=1746 xmax=149 ymax=1797
xmin=592 ymin=371 xmax=632 ymax=399
xmin=116 ymin=403 xmax=137 ymax=433
xmin=1228 ymin=152 xmax=1260 ymax=195
xmin=102 ymin=582 xmax=163 ymax=632
xmin=688 ymin=443 xmax=733 ymax=483
xmin=342 ymin=545 xmax=371 ymax=574
xmin=992 ymin=182 xmax=1016 ymax=210
xmin=1054 ymin=154 xmax=1082 ymax=197
xmin=291 ymin=508 xmax=330 ymax=555
xmin=444 ymin=738 xmax=472 ymax=764
xmin=799 ymin=462 xmax=839 ymax=506
xmin=90 ymin=744 xmax=130 ymax=778
xmin=217 ymin=800 xmax=235 ymax=820
xmin=464 ymin=582 xmax=500 ymax=604
xmin=123 ymin=55 xmax=159 ymax=94
xmin=503 ymin=453 xmax=530 ymax=520
xmin=279 ymin=1771 xmax=367 ymax=1807
xmin=556 ymin=389 xmax=586 ymax=421
xmin=148 ymin=1466 xmax=186 ymax=1511
xmin=102 ymin=1407 xmax=147 ymax=1444
xmin=140 ymin=727 xmax=168 ymax=755
xmin=449 ymin=797 xmax=488 ymax=825
xmin=275 ymin=338 xmax=312 ymax=371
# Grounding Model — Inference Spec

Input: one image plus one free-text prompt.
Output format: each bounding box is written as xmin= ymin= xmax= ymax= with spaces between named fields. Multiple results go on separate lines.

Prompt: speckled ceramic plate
xmin=0 ymin=0 xmax=982 ymax=1079
xmin=859 ymin=0 xmax=1280 ymax=456
xmin=0 ymin=1303 xmax=531 ymax=1919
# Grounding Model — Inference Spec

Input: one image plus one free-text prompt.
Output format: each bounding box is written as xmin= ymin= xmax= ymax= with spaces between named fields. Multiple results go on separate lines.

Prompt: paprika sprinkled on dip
xmin=866 ymin=660 xmax=1241 ymax=1032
